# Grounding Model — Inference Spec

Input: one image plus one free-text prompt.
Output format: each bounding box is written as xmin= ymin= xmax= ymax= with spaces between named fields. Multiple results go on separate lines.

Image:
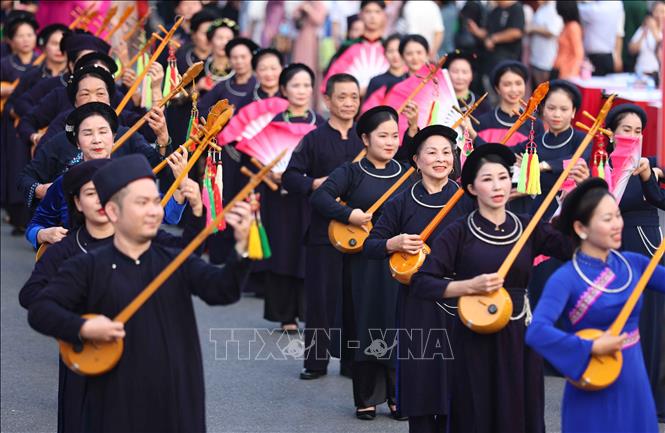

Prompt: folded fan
xmin=320 ymin=40 xmax=389 ymax=93
xmin=218 ymin=97 xmax=289 ymax=144
xmin=236 ymin=121 xmax=316 ymax=173
xmin=609 ymin=135 xmax=642 ymax=203
xmin=383 ymin=66 xmax=460 ymax=139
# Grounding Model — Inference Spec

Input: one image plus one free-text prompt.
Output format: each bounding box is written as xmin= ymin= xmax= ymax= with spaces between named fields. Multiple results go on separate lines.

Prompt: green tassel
xmin=258 ymin=221 xmax=272 ymax=259
xmin=516 ymin=152 xmax=529 ymax=193
xmin=114 ymin=57 xmax=122 ymax=80
xmin=597 ymin=160 xmax=605 ymax=179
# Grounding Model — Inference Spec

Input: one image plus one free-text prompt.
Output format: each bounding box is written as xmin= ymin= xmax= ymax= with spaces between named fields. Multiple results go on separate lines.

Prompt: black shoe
xmin=355 ymin=408 xmax=376 ymax=420
xmin=299 ymin=368 xmax=326 ymax=380
xmin=281 ymin=322 xmax=299 ymax=333
xmin=388 ymin=401 xmax=408 ymax=421
xmin=340 ymin=362 xmax=353 ymax=378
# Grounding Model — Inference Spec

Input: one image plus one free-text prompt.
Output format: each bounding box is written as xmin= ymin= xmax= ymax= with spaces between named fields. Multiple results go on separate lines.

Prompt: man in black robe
xmin=28 ymin=154 xmax=252 ymax=432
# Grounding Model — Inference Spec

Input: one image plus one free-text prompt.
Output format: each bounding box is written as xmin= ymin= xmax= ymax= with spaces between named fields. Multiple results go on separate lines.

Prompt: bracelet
xmin=156 ymin=136 xmax=172 ymax=149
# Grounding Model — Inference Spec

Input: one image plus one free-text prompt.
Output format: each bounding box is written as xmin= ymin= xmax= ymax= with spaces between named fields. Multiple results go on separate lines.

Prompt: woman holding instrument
xmin=199 ymin=18 xmax=238 ymax=92
xmin=399 ymin=34 xmax=429 ymax=78
xmin=205 ymin=48 xmax=283 ymax=266
xmin=25 ymin=103 xmax=186 ymax=249
xmin=511 ymin=80 xmax=588 ymax=218
xmin=363 ymin=125 xmax=473 ymax=432
xmin=310 ymin=106 xmax=412 ymax=421
xmin=605 ymin=103 xmax=665 ymax=420
xmin=468 ymin=60 xmax=544 ymax=148
xmin=444 ymin=49 xmax=490 ymax=118
xmin=0 ymin=11 xmax=38 ymax=101
xmin=198 ymin=37 xmax=258 ymax=114
xmin=249 ymin=64 xmax=324 ymax=331
xmin=239 ymin=48 xmax=283 ymax=105
xmin=410 ymin=143 xmax=574 ymax=433
xmin=0 ymin=11 xmax=38 ymax=234
xmin=526 ymin=178 xmax=665 ymax=433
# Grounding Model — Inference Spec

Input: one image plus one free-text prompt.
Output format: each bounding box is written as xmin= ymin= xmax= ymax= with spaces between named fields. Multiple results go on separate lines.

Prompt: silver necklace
xmin=357 ymin=159 xmax=402 ymax=179
xmin=410 ymin=179 xmax=459 ymax=209
xmin=494 ymin=107 xmax=517 ymax=128
xmin=467 ymin=210 xmax=523 ymax=245
xmin=460 ymin=92 xmax=475 ymax=111
xmin=637 ymin=226 xmax=663 ymax=257
xmin=185 ymin=48 xmax=197 ymax=67
xmin=572 ymin=249 xmax=633 ymax=293
xmin=252 ymin=83 xmax=263 ymax=101
xmin=75 ymin=227 xmax=88 ymax=254
xmin=282 ymin=109 xmax=316 ymax=125
xmin=204 ymin=57 xmax=234 ymax=83
xmin=541 ymin=128 xmax=574 ymax=149
xmin=225 ymin=76 xmax=248 ymax=97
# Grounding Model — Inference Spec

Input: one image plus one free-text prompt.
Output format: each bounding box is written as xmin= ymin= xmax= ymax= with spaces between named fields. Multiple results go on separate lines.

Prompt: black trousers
xmin=303 ymin=244 xmax=347 ymax=371
xmin=352 ymin=361 xmax=396 ymax=408
xmin=588 ymin=53 xmax=615 ymax=76
xmin=409 ymin=415 xmax=447 ymax=433
xmin=261 ymin=271 xmax=304 ymax=324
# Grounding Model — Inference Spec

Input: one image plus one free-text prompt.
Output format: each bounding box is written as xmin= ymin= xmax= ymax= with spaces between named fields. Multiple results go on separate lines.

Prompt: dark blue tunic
xmin=511 ymin=126 xmax=588 ymax=218
xmin=253 ymin=111 xmax=324 ymax=278
xmin=475 ymin=106 xmax=544 ymax=148
xmin=20 ymin=215 xmax=206 ymax=433
xmin=13 ymin=73 xmax=67 ymax=118
xmin=363 ymin=179 xmax=474 ymax=417
xmin=198 ymin=75 xmax=257 ymax=116
xmin=1 ymin=54 xmax=37 ymax=208
xmin=310 ymin=158 xmax=414 ymax=365
xmin=411 ymin=212 xmax=572 ymax=433
xmin=366 ymin=71 xmax=407 ymax=100
xmin=27 ymin=241 xmax=250 ymax=433
xmin=282 ymin=121 xmax=364 ymax=368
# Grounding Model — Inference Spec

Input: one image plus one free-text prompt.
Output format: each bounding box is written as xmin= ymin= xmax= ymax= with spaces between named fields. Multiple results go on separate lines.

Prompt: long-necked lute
xmin=458 ymin=94 xmax=616 ymax=334
xmin=328 ymin=166 xmax=415 ymax=254
xmin=58 ymin=149 xmax=287 ymax=376
xmin=159 ymin=100 xmax=232 ymax=207
xmin=569 ymin=238 xmax=665 ymax=390
xmin=500 ymin=81 xmax=549 ymax=145
xmin=387 ymin=93 xmax=489 ymax=284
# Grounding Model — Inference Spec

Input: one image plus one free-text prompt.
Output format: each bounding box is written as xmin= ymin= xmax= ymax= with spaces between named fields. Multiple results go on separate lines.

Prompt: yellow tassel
xmin=248 ymin=219 xmax=263 ymax=260
xmin=526 ymin=152 xmax=541 ymax=195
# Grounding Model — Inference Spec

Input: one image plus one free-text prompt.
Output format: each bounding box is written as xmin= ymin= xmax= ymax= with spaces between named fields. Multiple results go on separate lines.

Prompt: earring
xmin=416 ymin=167 xmax=421 ymax=174
xmin=579 ymin=233 xmax=588 ymax=240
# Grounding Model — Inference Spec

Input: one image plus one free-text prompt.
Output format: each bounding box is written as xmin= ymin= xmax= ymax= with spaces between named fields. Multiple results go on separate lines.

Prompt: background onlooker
xmin=527 ymin=0 xmax=563 ymax=88
xmin=622 ymin=0 xmax=649 ymax=73
xmin=578 ymin=0 xmax=625 ymax=75
xmin=437 ymin=0 xmax=458 ymax=56
xmin=401 ymin=0 xmax=444 ymax=59
xmin=628 ymin=1 xmax=664 ymax=82
xmin=467 ymin=1 xmax=525 ymax=89
xmin=552 ymin=0 xmax=584 ymax=79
